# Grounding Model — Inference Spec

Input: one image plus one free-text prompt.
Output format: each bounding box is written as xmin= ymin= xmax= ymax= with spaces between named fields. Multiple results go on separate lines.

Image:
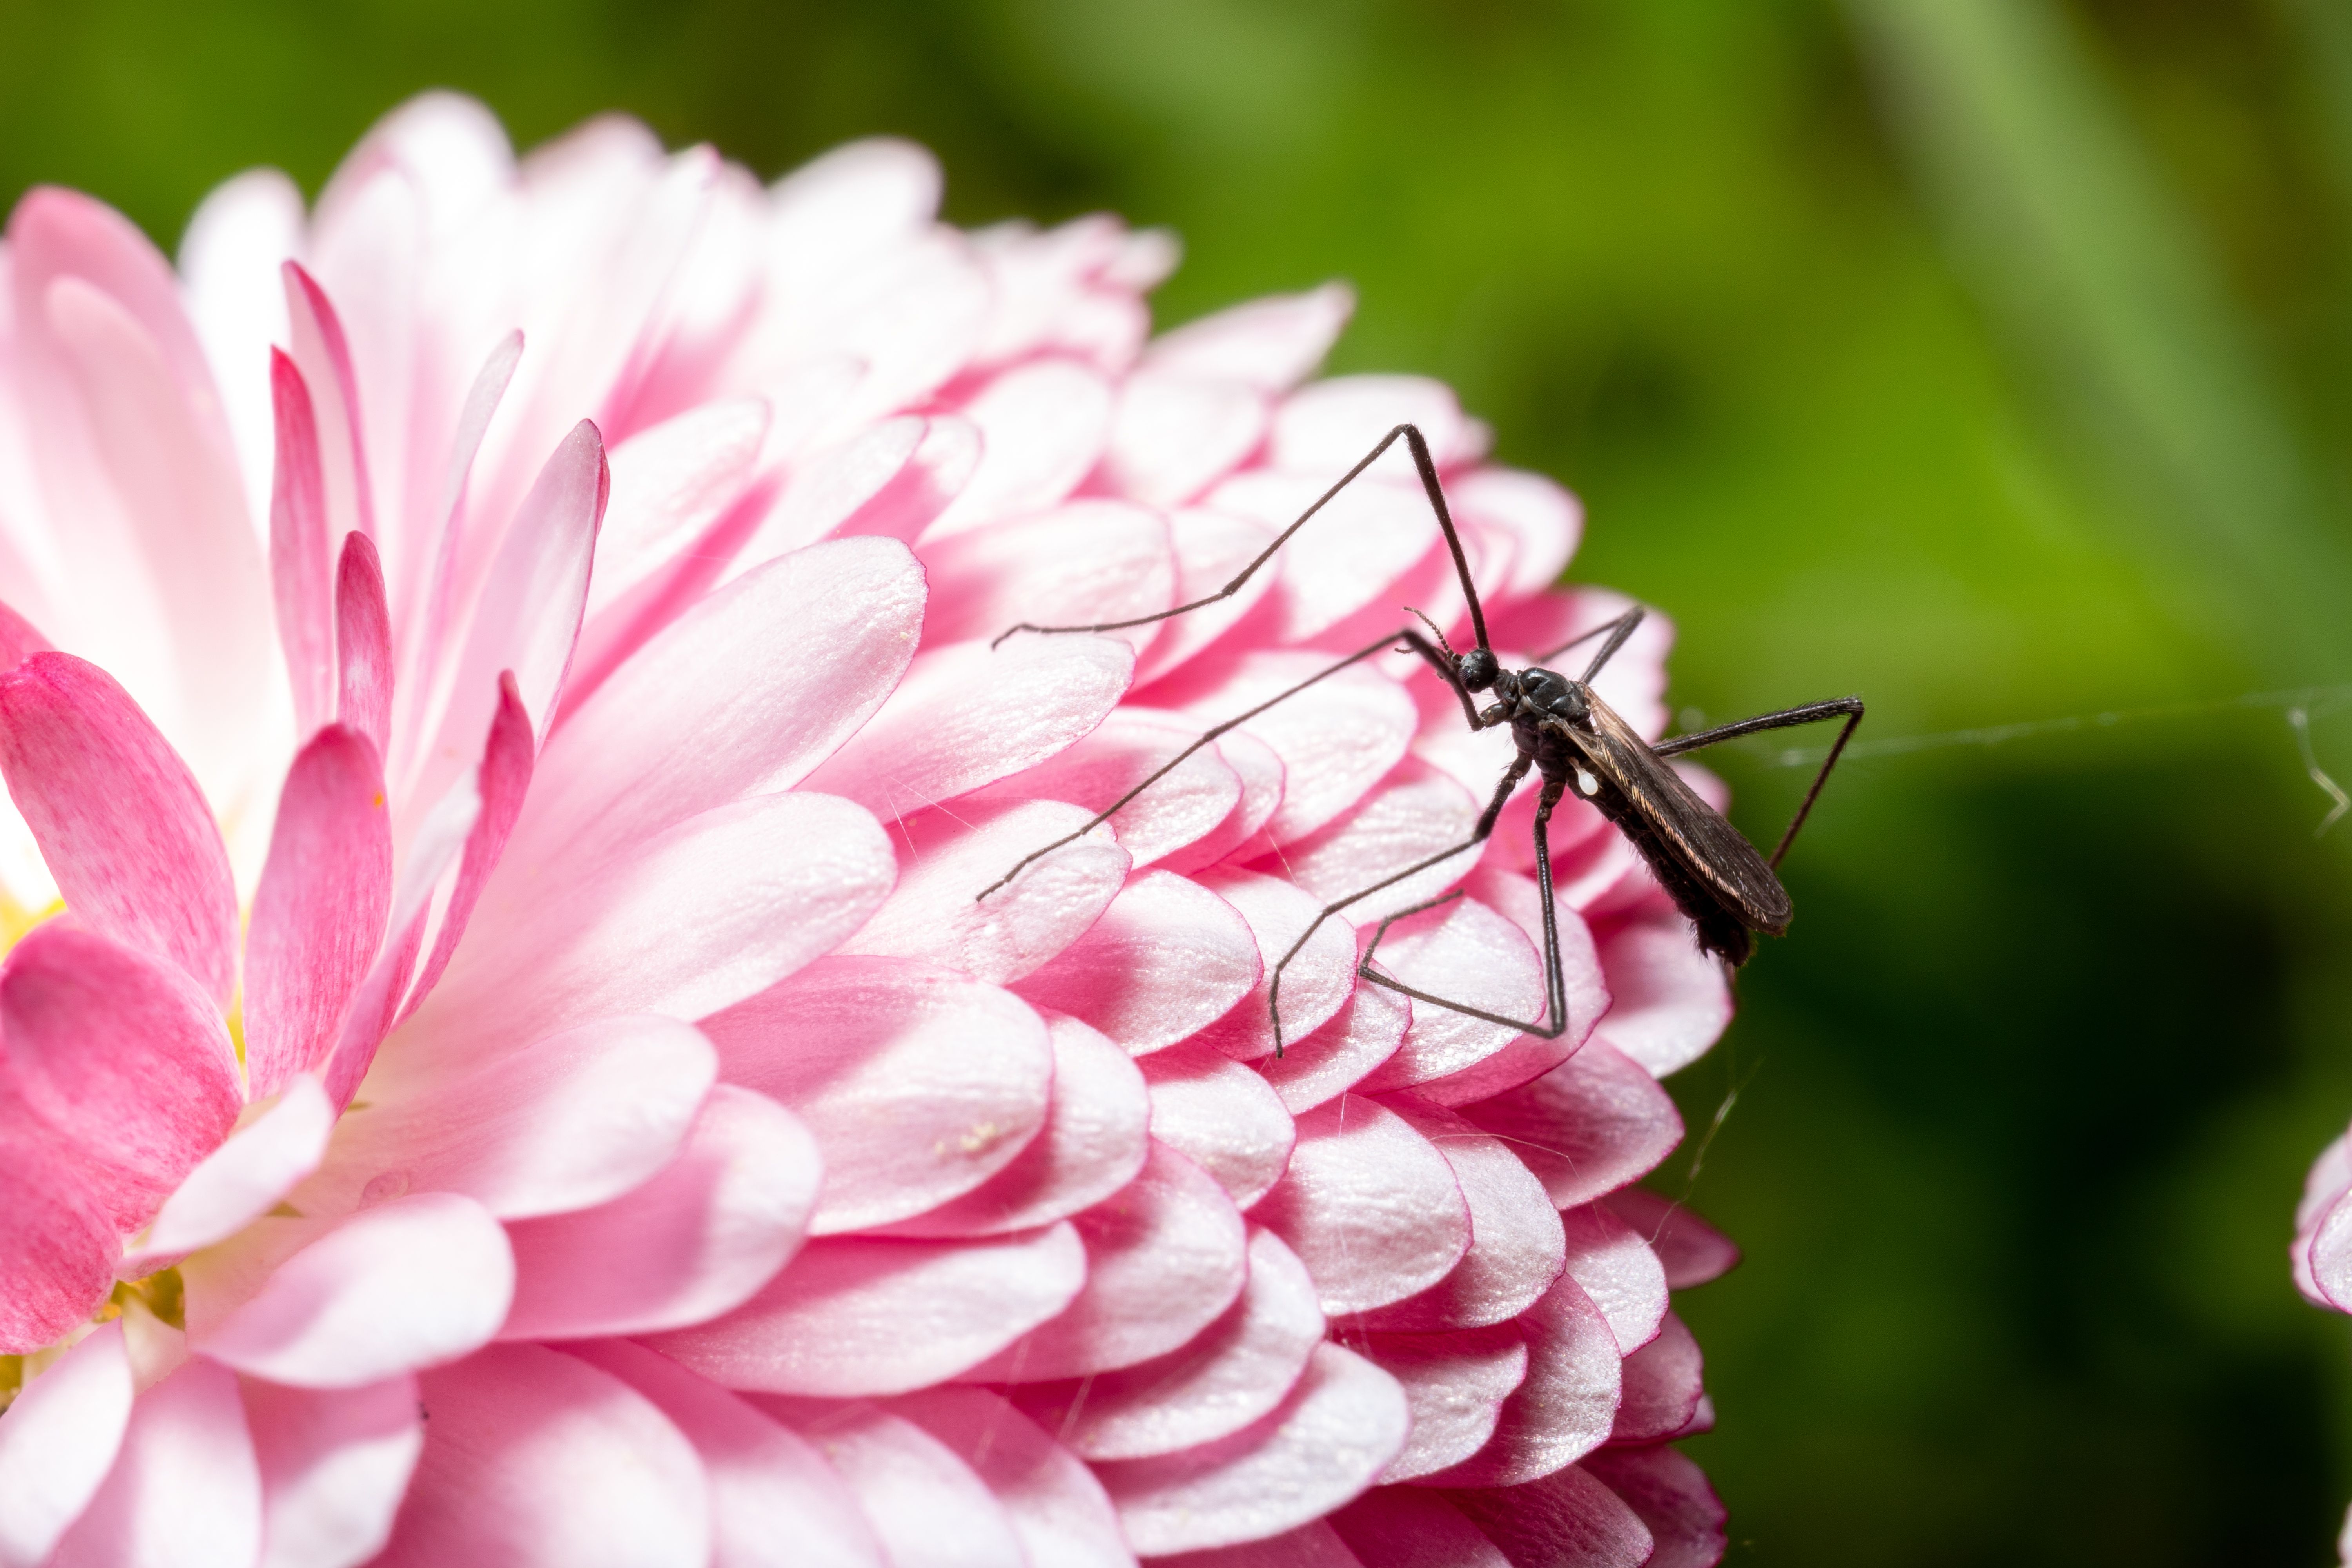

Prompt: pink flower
xmin=0 ymin=94 xmax=1744 ymax=1567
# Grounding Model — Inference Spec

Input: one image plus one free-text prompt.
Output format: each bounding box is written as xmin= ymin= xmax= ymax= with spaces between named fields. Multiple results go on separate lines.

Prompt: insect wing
xmin=1574 ymin=691 xmax=1793 ymax=933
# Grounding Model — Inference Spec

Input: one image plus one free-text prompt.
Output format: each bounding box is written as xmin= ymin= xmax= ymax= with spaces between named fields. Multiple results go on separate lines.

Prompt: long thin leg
xmin=1265 ymin=748 xmax=1534 ymax=1052
xmin=1355 ymin=776 xmax=1572 ymax=1039
xmin=1529 ymin=605 xmax=1647 ymax=684
xmin=979 ymin=628 xmax=1485 ymax=901
xmin=992 ymin=423 xmax=1495 ymax=653
xmin=1652 ymin=696 xmax=1865 ymax=868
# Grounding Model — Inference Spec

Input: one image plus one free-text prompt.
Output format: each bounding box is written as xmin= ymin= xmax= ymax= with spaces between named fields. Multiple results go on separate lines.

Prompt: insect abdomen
xmin=1583 ymin=777 xmax=1754 ymax=966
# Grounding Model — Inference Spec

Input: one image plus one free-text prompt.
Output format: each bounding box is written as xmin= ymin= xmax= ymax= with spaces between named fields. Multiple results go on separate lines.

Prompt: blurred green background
xmin=7 ymin=0 xmax=2352 ymax=1560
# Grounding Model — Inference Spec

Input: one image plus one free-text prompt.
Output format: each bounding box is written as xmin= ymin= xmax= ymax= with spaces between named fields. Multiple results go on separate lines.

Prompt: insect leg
xmin=979 ymin=628 xmax=1477 ymax=900
xmin=993 ymin=423 xmax=1495 ymax=652
xmin=1651 ymin=696 xmax=1865 ymax=868
xmin=1264 ymin=748 xmax=1535 ymax=1053
xmin=1355 ymin=775 xmax=1572 ymax=1040
xmin=1533 ymin=605 xmax=1648 ymax=683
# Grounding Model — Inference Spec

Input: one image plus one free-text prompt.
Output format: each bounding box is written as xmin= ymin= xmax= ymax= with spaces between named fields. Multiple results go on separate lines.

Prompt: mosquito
xmin=979 ymin=423 xmax=1863 ymax=1053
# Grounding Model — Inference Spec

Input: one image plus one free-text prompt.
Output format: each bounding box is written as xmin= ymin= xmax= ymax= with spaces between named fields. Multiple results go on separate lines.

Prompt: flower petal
xmin=1413 ymin=865 xmax=1608 ymax=1107
xmin=197 ymin=1193 xmax=513 ymax=1388
xmin=750 ymin=1398 xmax=1027 ymax=1568
xmin=376 ymin=1344 xmax=710 ymax=1568
xmin=1012 ymin=1228 xmax=1325 ymax=1462
xmin=1577 ymin=1445 xmax=1727 ymax=1568
xmin=1441 ymin=1465 xmax=1653 ymax=1568
xmin=1095 ymin=1342 xmax=1409 ymax=1556
xmin=1350 ymin=1103 xmax=1565 ymax=1332
xmin=1560 ymin=1204 xmax=1668 ymax=1354
xmin=1607 ymin=1311 xmax=1703 ymax=1446
xmin=0 ymin=1320 xmax=132 ymax=1568
xmin=50 ymin=1358 xmax=262 ymax=1568
xmin=1103 ymin=370 xmax=1269 ymax=510
xmin=1269 ymin=375 xmax=1478 ymax=473
xmin=705 ymin=957 xmax=1053 ymax=1235
xmin=122 ymin=1075 xmax=336 ymax=1274
xmin=1591 ymin=911 xmax=1733 ymax=1079
xmin=1256 ymin=985 xmax=1409 ymax=1115
xmin=647 ymin=1223 xmax=1087 ymax=1397
xmin=269 ymin=349 xmax=336 ymax=738
xmin=1418 ymin=1272 xmax=1621 ymax=1489
xmin=1013 ymin=870 xmax=1261 ymax=1056
xmin=1362 ymin=1321 xmax=1529 ymax=1482
xmin=1164 ymin=652 xmax=1414 ymax=848
xmin=1254 ymin=1097 xmax=1470 ymax=1317
xmin=923 ymin=359 xmax=1113 ymax=539
xmin=1129 ymin=509 xmax=1281 ymax=688
xmin=1139 ymin=1043 xmax=1298 ymax=1209
xmin=1357 ymin=898 xmax=1543 ymax=1094
xmin=1190 ymin=868 xmax=1356 ymax=1062
xmin=0 ymin=652 xmax=238 ymax=1003
xmin=967 ymin=708 xmax=1243 ymax=873
xmin=334 ymin=533 xmax=392 ymax=763
xmin=1457 ymin=1042 xmax=1684 ymax=1210
xmin=241 ymin=1374 xmax=423 ymax=1568
xmin=1141 ymin=284 xmax=1353 ymax=392
xmin=1207 ymin=470 xmax=1436 ymax=645
xmin=919 ymin=499 xmax=1172 ymax=650
xmin=1330 ymin=1489 xmax=1510 ymax=1568
xmin=498 ymin=1083 xmax=818 ymax=1339
xmin=1149 ymin=1522 xmax=1364 ymax=1568
xmin=1275 ymin=758 xmax=1480 ymax=927
xmin=0 ymin=1123 xmax=116 ymax=1354
xmin=1598 ymin=1189 xmax=1740 ymax=1290
xmin=888 ymin=1387 xmax=1134 ymax=1568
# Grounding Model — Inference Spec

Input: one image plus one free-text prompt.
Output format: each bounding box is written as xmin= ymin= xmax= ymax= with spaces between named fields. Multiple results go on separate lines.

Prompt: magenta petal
xmin=749 ymin=1399 xmax=1028 ymax=1568
xmin=241 ymin=1374 xmax=422 ymax=1568
xmin=1349 ymin=1103 xmax=1566 ymax=1332
xmin=270 ymin=349 xmax=335 ymax=738
xmin=888 ymin=1388 xmax=1134 ymax=1568
xmin=243 ymin=726 xmax=392 ymax=1100
xmin=0 ymin=1319 xmax=131 ymax=1567
xmin=1190 ymin=869 xmax=1356 ymax=1061
xmin=0 ymin=1119 xmax=117 ymax=1353
xmin=500 ymin=1084 xmax=820 ymax=1341
xmin=569 ymin=1339 xmax=888 ymax=1568
xmin=1140 ymin=1044 xmax=1298 ymax=1209
xmin=0 ymin=653 xmax=238 ymax=1003
xmin=1441 ymin=1465 xmax=1654 ymax=1568
xmin=334 ymin=533 xmax=393 ymax=762
xmin=1013 ymin=1227 xmax=1325 ymax=1461
xmin=51 ymin=1358 xmax=262 ymax=1568
xmin=376 ymin=1345 xmax=710 ymax=1568
xmin=644 ymin=1223 xmax=1087 ymax=1397
xmin=1560 ymin=1205 xmax=1668 ymax=1355
xmin=1013 ymin=869 xmax=1261 ymax=1056
xmin=1418 ymin=1272 xmax=1622 ymax=1489
xmin=122 ymin=1074 xmax=335 ymax=1275
xmin=1598 ymin=1189 xmax=1740 ymax=1290
xmin=962 ymin=1142 xmax=1247 ymax=1382
xmin=1095 ymin=1342 xmax=1409 ymax=1556
xmin=1458 ymin=1041 xmax=1685 ymax=1210
xmin=1578 ymin=1446 xmax=1727 ymax=1568
xmin=1331 ymin=1488 xmax=1511 ymax=1568
xmin=1414 ymin=865 xmax=1607 ymax=1107
xmin=1256 ymin=986 xmax=1410 ymax=1116
xmin=1274 ymin=758 xmax=1480 ymax=927
xmin=1168 ymin=652 xmax=1415 ymax=848
xmin=2 ymin=921 xmax=240 ymax=1234
xmin=1149 ymin=1521 xmax=1364 ymax=1568
xmin=198 ymin=1193 xmax=513 ymax=1387
xmin=1607 ymin=1312 xmax=1703 ymax=1446
xmin=1357 ymin=898 xmax=1543 ymax=1094
xmin=399 ymin=670 xmax=534 ymax=1020
xmin=1254 ymin=1097 xmax=1470 ymax=1317
xmin=1363 ymin=1321 xmax=1530 ymax=1482
xmin=0 ymin=602 xmax=52 ymax=673
xmin=703 ymin=957 xmax=1052 ymax=1235
xmin=1590 ymin=912 xmax=1732 ymax=1078
xmin=881 ymin=1014 xmax=1151 ymax=1240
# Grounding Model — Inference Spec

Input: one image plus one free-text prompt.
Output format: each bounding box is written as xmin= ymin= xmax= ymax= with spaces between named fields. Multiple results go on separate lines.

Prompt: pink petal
xmin=965 ymin=708 xmax=1243 ymax=871
xmin=241 ymin=1374 xmax=422 ymax=1568
xmin=1274 ymin=758 xmax=1480 ymax=927
xmin=1356 ymin=898 xmax=1543 ymax=1094
xmin=736 ymin=415 xmax=978 ymax=561
xmin=280 ymin=263 xmax=375 ymax=546
xmin=1417 ymin=1272 xmax=1621 ymax=1489
xmin=1190 ymin=869 xmax=1356 ymax=1062
xmin=1207 ymin=470 xmax=1436 ymax=645
xmin=586 ymin=397 xmax=769 ymax=621
xmin=646 ymin=1222 xmax=1087 ymax=1397
xmin=419 ymin=791 xmax=895 ymax=1061
xmin=0 ymin=1320 xmax=131 ymax=1568
xmin=570 ymin=1339 xmax=887 ymax=1568
xmin=50 ymin=1360 xmax=259 ymax=1568
xmin=1607 ymin=1311 xmax=1703 ymax=1446
xmin=1441 ymin=1465 xmax=1653 ymax=1568
xmin=303 ymin=1015 xmax=716 ymax=1221
xmin=0 ymin=1125 xmax=116 ymax=1353
xmin=501 ymin=1085 xmax=820 ymax=1340
xmin=0 ymin=603 xmax=52 ymax=672
xmin=0 ymin=652 xmax=238 ymax=1003
xmin=122 ymin=1075 xmax=335 ymax=1274
xmin=750 ymin=1397 xmax=1027 ymax=1568
xmin=1414 ymin=865 xmax=1608 ymax=1108
xmin=1458 ymin=1042 xmax=1685 ymax=1210
xmin=398 ymin=670 xmax=534 ymax=1020
xmin=1164 ymin=651 xmax=1415 ymax=847
xmin=1 ymin=921 xmax=240 ymax=1233
xmin=1013 ymin=870 xmax=1260 ymax=1056
xmin=1013 ymin=1227 xmax=1324 ymax=1461
xmin=1094 ymin=1342 xmax=1409 ymax=1556
xmin=1139 ymin=1044 xmax=1298 ymax=1208
xmin=1150 ymin=1522 xmax=1364 ymax=1568
xmin=1130 ymin=510 xmax=1288 ymax=692
xmin=334 ymin=533 xmax=392 ymax=761
xmin=1560 ymin=1204 xmax=1668 ymax=1354
xmin=1598 ymin=1189 xmax=1740 ymax=1290
xmin=243 ymin=726 xmax=393 ymax=1100
xmin=919 ymin=499 xmax=1173 ymax=650
xmin=376 ymin=1345 xmax=709 ymax=1568
xmin=889 ymin=1387 xmax=1134 ymax=1568
xmin=1330 ymin=1489 xmax=1511 ymax=1568
xmin=1254 ymin=1096 xmax=1470 ymax=1316
xmin=1452 ymin=467 xmax=1581 ymax=602
xmin=801 ymin=633 xmax=1135 ymax=821
xmin=840 ymin=800 xmax=1130 ymax=985
xmin=1103 ymin=370 xmax=1270 ymax=509
xmin=1350 ymin=1103 xmax=1565 ymax=1332
xmin=2310 ymin=1192 xmax=2352 ymax=1312
xmin=1270 ymin=376 xmax=1478 ymax=473
xmin=1591 ymin=912 xmax=1733 ymax=1078
xmin=197 ymin=1193 xmax=513 ymax=1388
xmin=270 ymin=350 xmax=336 ymax=738
xmin=704 ymin=956 xmax=1053 ymax=1234
xmin=1256 ymin=985 xmax=1409 ymax=1115
xmin=1577 ymin=1446 xmax=1727 ymax=1568
xmin=962 ymin=1142 xmax=1247 ymax=1382
xmin=1363 ymin=1321 xmax=1529 ymax=1482
xmin=881 ymin=1014 xmax=1151 ymax=1239
xmin=924 ymin=359 xmax=1114 ymax=539
xmin=1141 ymin=285 xmax=1354 ymax=392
